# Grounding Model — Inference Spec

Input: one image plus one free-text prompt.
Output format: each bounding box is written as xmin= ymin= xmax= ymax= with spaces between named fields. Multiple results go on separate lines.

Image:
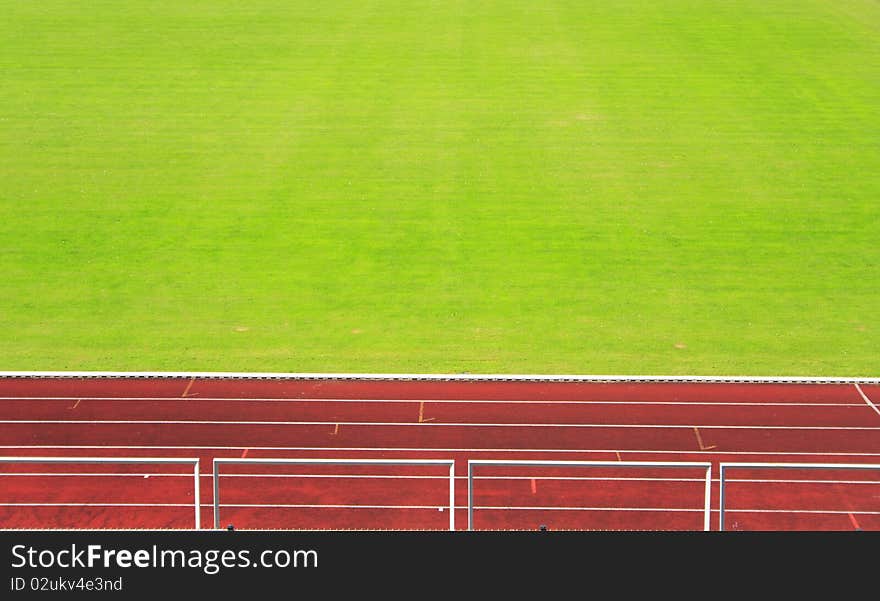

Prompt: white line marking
xmin=1 ymin=371 xmax=878 ymax=383
xmin=0 ymin=503 xmax=191 ymax=507
xmin=1 ymin=473 xmax=877 ymax=485
xmin=218 ymin=504 xmax=705 ymax=511
xmin=0 ymin=503 xmax=447 ymax=510
xmin=475 ymin=507 xmax=880 ymax=515
xmin=0 ymin=503 xmax=706 ymax=512
xmin=17 ymin=419 xmax=880 ymax=430
xmin=722 ymin=477 xmax=880 ymax=485
xmin=2 ymin=502 xmax=878 ymax=515
xmin=0 ymin=396 xmax=868 ymax=408
xmin=3 ymin=419 xmax=878 ymax=430
xmin=3 ymin=445 xmax=880 ymax=456
xmin=854 ymin=383 xmax=880 ymax=417
xmin=0 ymin=396 xmax=865 ymax=407
xmin=723 ymin=508 xmax=880 ymax=515
xmin=218 ymin=504 xmax=446 ymax=509
xmin=473 ymin=506 xmax=703 ymax=512
xmin=0 ymin=473 xmax=194 ymax=478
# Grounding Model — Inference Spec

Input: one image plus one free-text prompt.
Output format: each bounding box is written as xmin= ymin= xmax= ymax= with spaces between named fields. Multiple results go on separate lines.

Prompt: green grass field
xmin=1 ymin=1 xmax=877 ymax=375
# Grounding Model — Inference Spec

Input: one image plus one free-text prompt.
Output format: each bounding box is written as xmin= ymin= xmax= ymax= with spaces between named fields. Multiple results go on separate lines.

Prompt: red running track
xmin=0 ymin=375 xmax=879 ymax=531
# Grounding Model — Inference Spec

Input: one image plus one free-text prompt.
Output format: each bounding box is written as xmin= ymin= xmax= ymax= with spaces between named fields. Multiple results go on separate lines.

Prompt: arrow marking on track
xmin=693 ymin=427 xmax=716 ymax=451
xmin=181 ymin=378 xmax=198 ymax=398
xmin=418 ymin=401 xmax=434 ymax=423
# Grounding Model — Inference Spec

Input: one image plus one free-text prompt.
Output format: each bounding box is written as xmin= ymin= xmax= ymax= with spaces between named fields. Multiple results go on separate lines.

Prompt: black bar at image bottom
xmin=1 ymin=530 xmax=877 ymax=596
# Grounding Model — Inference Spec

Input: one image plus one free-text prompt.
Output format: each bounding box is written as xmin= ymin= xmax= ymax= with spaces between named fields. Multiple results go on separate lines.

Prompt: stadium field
xmin=1 ymin=1 xmax=877 ymax=375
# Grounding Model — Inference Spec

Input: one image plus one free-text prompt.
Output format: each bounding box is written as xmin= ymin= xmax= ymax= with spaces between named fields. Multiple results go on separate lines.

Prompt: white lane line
xmin=854 ymin=383 xmax=880 ymax=417
xmin=1 ymin=473 xmax=877 ymax=485
xmin=2 ymin=502 xmax=878 ymax=516
xmin=0 ymin=473 xmax=193 ymax=478
xmin=1 ymin=503 xmax=451 ymax=510
xmin=217 ymin=504 xmax=704 ymax=511
xmin=3 ymin=419 xmax=879 ymax=430
xmin=0 ymin=503 xmax=706 ymax=512
xmin=0 ymin=396 xmax=864 ymax=407
xmin=477 ymin=507 xmax=880 ymax=515
xmin=473 ymin=506 xmax=702 ymax=512
xmin=3 ymin=444 xmax=880 ymax=456
xmin=218 ymin=504 xmax=445 ymax=509
xmin=1 ymin=370 xmax=878 ymax=383
xmin=724 ymin=508 xmax=880 ymax=515
xmin=0 ymin=503 xmax=880 ymax=516
xmin=0 ymin=503 xmax=190 ymax=507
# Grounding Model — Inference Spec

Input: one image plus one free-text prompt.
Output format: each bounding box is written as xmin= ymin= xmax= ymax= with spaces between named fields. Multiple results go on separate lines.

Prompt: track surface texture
xmin=1 ymin=375 xmax=879 ymax=531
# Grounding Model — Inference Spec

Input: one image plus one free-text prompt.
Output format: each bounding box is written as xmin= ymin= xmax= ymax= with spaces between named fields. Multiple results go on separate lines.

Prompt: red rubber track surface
xmin=1 ymin=377 xmax=879 ymax=531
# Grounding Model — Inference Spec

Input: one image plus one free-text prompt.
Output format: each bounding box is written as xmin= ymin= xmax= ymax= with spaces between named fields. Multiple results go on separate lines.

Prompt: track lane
xmin=721 ymin=511 xmax=880 ymax=531
xmin=1 ymin=398 xmax=876 ymax=427
xmin=0 ymin=506 xmax=195 ymax=530
xmin=0 ymin=378 xmax=867 ymax=403
xmin=1 ymin=422 xmax=878 ymax=454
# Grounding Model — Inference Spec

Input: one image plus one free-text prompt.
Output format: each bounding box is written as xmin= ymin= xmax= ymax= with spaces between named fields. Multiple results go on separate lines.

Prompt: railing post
xmin=194 ymin=459 xmax=201 ymax=530
xmin=703 ymin=464 xmax=712 ymax=531
xmin=213 ymin=460 xmax=221 ymax=530
xmin=467 ymin=461 xmax=474 ymax=531
xmin=449 ymin=462 xmax=456 ymax=531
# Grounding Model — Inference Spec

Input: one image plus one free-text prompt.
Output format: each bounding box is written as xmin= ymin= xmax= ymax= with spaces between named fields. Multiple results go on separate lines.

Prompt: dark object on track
xmin=539 ymin=525 xmax=548 ymax=531
xmin=227 ymin=524 xmax=235 ymax=531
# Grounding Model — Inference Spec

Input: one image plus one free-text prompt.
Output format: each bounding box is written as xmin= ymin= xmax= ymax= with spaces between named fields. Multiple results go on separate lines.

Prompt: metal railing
xmin=6 ymin=457 xmax=880 ymax=531
xmin=718 ymin=462 xmax=880 ymax=531
xmin=467 ymin=459 xmax=713 ymax=531
xmin=0 ymin=456 xmax=201 ymax=529
xmin=212 ymin=458 xmax=456 ymax=530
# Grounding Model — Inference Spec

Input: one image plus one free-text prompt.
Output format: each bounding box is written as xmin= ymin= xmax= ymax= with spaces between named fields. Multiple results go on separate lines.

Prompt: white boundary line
xmin=0 ymin=396 xmax=865 ymax=407
xmin=3 ymin=472 xmax=880 ymax=486
xmin=4 ymin=419 xmax=879 ymax=431
xmin=216 ymin=504 xmax=450 ymax=510
xmin=0 ymin=371 xmax=877 ymax=384
xmin=0 ymin=503 xmax=193 ymax=508
xmin=4 ymin=445 xmax=880 ymax=456
xmin=854 ymin=383 xmax=880 ymax=417
xmin=3 ymin=473 xmax=878 ymax=485
xmin=3 ymin=502 xmax=877 ymax=516
xmin=722 ymin=509 xmax=880 ymax=515
xmin=473 ymin=506 xmax=700 ymax=513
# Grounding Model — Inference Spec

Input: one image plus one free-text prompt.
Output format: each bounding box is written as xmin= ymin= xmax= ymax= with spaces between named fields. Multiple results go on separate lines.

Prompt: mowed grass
xmin=1 ymin=1 xmax=878 ymax=375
